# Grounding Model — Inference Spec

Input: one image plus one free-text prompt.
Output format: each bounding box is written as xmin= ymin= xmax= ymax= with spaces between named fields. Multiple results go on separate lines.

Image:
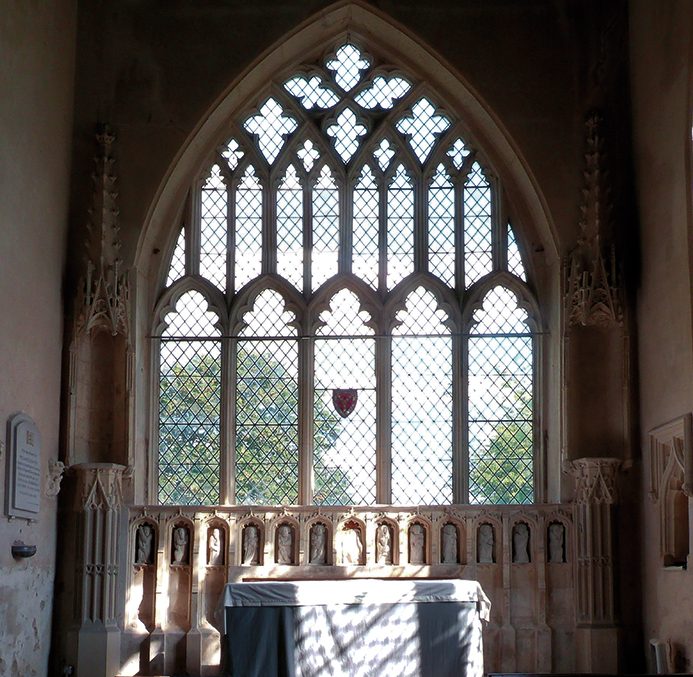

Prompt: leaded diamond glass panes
xmin=447 ymin=138 xmax=470 ymax=170
xmin=391 ymin=287 xmax=453 ymax=504
xmin=428 ymin=164 xmax=455 ymax=285
xmin=464 ymin=162 xmax=493 ymax=288
xmin=355 ymin=75 xmax=411 ymax=109
xmin=297 ymin=140 xmax=320 ymax=172
xmin=276 ymin=165 xmax=303 ymax=289
xmin=284 ymin=75 xmax=340 ymax=109
xmin=326 ymin=44 xmax=369 ymax=91
xmin=468 ymin=286 xmax=533 ymax=504
xmin=326 ymin=108 xmax=367 ymax=163
xmin=396 ymin=98 xmax=451 ymax=163
xmin=221 ymin=138 xmax=244 ymax=170
xmin=314 ymin=289 xmax=376 ymax=505
xmin=159 ymin=291 xmax=221 ymax=505
xmin=352 ymin=166 xmax=380 ymax=288
xmin=244 ymin=97 xmax=298 ymax=165
xmin=157 ymin=39 xmax=541 ymax=508
xmin=166 ymin=227 xmax=185 ymax=286
xmin=236 ymin=290 xmax=299 ymax=505
xmin=373 ymin=138 xmax=395 ymax=171
xmin=311 ymin=166 xmax=339 ymax=290
xmin=387 ymin=165 xmax=414 ymax=289
xmin=200 ymin=165 xmax=227 ymax=290
xmin=234 ymin=166 xmax=262 ymax=290
xmin=507 ymin=223 xmax=526 ymax=281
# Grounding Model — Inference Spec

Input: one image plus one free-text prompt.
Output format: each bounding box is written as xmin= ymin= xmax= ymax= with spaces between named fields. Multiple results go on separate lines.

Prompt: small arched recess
xmin=135 ymin=3 xmax=559 ymax=506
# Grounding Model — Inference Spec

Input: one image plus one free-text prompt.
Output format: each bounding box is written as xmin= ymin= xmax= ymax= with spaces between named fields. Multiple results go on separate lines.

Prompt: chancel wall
xmin=0 ymin=2 xmax=76 ymax=675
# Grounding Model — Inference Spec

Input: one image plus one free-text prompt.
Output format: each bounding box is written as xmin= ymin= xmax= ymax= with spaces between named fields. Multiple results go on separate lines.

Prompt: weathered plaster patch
xmin=0 ymin=566 xmax=55 ymax=677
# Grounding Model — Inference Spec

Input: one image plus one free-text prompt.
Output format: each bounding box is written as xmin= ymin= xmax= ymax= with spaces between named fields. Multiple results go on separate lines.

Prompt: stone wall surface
xmin=631 ymin=0 xmax=693 ymax=670
xmin=0 ymin=1 xmax=76 ymax=675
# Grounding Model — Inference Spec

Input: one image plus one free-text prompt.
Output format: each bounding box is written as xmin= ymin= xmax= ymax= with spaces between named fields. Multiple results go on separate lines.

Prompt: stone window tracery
xmin=155 ymin=42 xmax=539 ymax=506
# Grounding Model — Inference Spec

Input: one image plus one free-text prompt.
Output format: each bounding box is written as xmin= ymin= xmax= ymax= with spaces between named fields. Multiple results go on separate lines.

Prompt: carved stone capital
xmin=72 ymin=463 xmax=126 ymax=511
xmin=570 ymin=457 xmax=621 ymax=505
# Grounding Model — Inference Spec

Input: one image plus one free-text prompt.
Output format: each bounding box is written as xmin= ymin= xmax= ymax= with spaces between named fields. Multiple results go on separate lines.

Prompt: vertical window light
xmin=352 ymin=166 xmax=380 ymax=288
xmin=199 ymin=165 xmax=228 ymax=291
xmin=276 ymin=165 xmax=304 ymax=290
xmin=313 ymin=289 xmax=376 ymax=505
xmin=233 ymin=166 xmax=263 ymax=290
xmin=311 ymin=166 xmax=340 ymax=290
xmin=463 ymin=162 xmax=493 ymax=288
xmin=507 ymin=223 xmax=527 ymax=281
xmin=235 ymin=290 xmax=299 ymax=505
xmin=391 ymin=287 xmax=453 ymax=504
xmin=428 ymin=164 xmax=455 ymax=285
xmin=387 ymin=165 xmax=415 ymax=289
xmin=468 ymin=286 xmax=533 ymax=504
xmin=158 ymin=291 xmax=221 ymax=505
xmin=166 ymin=227 xmax=186 ymax=287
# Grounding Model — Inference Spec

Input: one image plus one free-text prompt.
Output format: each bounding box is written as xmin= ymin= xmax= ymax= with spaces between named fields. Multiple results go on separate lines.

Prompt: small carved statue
xmin=376 ymin=523 xmax=393 ymax=564
xmin=45 ymin=459 xmax=65 ymax=498
xmin=512 ymin=523 xmax=530 ymax=563
xmin=276 ymin=524 xmax=294 ymax=564
xmin=136 ymin=524 xmax=153 ymax=565
xmin=478 ymin=524 xmax=494 ymax=563
xmin=309 ymin=523 xmax=327 ymax=564
xmin=409 ymin=523 xmax=425 ymax=564
xmin=341 ymin=526 xmax=363 ymax=564
xmin=548 ymin=522 xmax=565 ymax=563
xmin=173 ymin=526 xmax=189 ymax=564
xmin=442 ymin=523 xmax=458 ymax=564
xmin=208 ymin=527 xmax=223 ymax=566
xmin=242 ymin=525 xmax=259 ymax=565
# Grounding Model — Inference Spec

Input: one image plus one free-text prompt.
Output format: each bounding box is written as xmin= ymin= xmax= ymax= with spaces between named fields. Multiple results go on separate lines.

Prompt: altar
xmin=219 ymin=578 xmax=490 ymax=677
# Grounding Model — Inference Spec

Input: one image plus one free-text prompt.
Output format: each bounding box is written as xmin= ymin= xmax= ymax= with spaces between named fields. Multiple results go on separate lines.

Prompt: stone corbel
xmin=45 ymin=459 xmax=66 ymax=498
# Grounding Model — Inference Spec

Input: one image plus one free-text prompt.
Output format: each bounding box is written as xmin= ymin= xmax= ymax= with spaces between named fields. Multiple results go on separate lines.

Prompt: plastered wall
xmin=0 ymin=2 xmax=76 ymax=675
xmin=631 ymin=0 xmax=693 ymax=669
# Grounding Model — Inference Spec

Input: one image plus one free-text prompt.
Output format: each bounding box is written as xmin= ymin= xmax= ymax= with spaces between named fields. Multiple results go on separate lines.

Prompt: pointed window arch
xmin=153 ymin=40 xmax=541 ymax=506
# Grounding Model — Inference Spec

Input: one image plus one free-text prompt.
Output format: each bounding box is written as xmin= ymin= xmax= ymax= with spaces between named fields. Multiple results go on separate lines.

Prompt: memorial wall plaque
xmin=5 ymin=413 xmax=41 ymax=519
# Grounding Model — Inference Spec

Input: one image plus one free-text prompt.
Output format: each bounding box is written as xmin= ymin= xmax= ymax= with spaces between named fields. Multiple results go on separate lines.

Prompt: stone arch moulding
xmin=131 ymin=0 xmax=561 ymax=504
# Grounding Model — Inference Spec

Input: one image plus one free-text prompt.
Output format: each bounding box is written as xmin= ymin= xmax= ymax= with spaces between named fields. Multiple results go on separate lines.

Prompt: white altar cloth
xmin=220 ymin=578 xmax=490 ymax=677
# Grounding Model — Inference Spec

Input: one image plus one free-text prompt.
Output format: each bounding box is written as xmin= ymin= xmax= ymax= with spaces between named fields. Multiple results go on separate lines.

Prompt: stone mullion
xmin=226 ymin=178 xmax=236 ymax=296
xmin=189 ymin=182 xmax=202 ymax=276
xmin=298 ymin=333 xmax=314 ymax=504
xmin=451 ymin=330 xmax=465 ymax=503
xmin=340 ymin=176 xmax=352 ymax=274
xmin=491 ymin=174 xmax=505 ymax=272
xmin=379 ymin=182 xmax=388 ymax=294
xmin=303 ymin=179 xmax=312 ymax=296
xmin=376 ymin=330 xmax=392 ymax=504
xmin=221 ymin=336 xmax=234 ymax=504
xmin=415 ymin=171 xmax=427 ymax=273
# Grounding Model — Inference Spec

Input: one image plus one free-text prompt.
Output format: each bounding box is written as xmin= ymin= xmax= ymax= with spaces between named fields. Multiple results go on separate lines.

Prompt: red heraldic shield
xmin=332 ymin=389 xmax=358 ymax=418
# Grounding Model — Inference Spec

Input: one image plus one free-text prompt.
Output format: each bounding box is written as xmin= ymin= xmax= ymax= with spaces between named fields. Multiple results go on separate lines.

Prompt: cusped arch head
xmin=135 ymin=2 xmax=556 ymax=296
xmin=463 ymin=272 xmax=541 ymax=334
xmin=385 ymin=272 xmax=461 ymax=332
xmin=309 ymin=275 xmax=381 ymax=332
xmin=153 ymin=278 xmax=227 ymax=336
xmin=230 ymin=275 xmax=305 ymax=335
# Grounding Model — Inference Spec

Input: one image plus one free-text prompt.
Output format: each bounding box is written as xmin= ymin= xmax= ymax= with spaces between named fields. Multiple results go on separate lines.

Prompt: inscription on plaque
xmin=5 ymin=413 xmax=41 ymax=519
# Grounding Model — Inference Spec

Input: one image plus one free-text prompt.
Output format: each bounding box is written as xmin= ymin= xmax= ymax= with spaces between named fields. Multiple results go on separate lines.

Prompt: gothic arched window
xmin=154 ymin=42 xmax=539 ymax=506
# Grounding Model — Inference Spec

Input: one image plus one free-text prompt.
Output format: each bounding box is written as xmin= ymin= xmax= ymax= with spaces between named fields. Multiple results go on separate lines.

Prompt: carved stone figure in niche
xmin=309 ymin=523 xmax=327 ymax=564
xmin=409 ymin=523 xmax=425 ymax=564
xmin=135 ymin=524 xmax=153 ymax=565
xmin=478 ymin=524 xmax=494 ymax=563
xmin=376 ymin=523 xmax=393 ymax=564
xmin=208 ymin=527 xmax=224 ymax=566
xmin=276 ymin=524 xmax=294 ymax=564
xmin=442 ymin=523 xmax=458 ymax=564
xmin=242 ymin=525 xmax=259 ymax=565
xmin=172 ymin=526 xmax=189 ymax=564
xmin=341 ymin=526 xmax=363 ymax=564
xmin=512 ymin=523 xmax=530 ymax=563
xmin=548 ymin=522 xmax=566 ymax=563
